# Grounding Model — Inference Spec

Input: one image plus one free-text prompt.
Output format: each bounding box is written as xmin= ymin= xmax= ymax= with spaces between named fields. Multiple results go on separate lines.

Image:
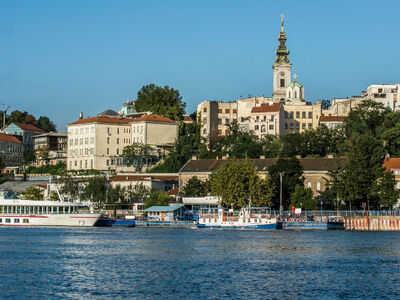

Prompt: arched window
xmin=203 ymin=128 xmax=207 ymax=135
xmin=288 ymin=91 xmax=291 ymax=98
xmin=295 ymin=91 xmax=297 ymax=98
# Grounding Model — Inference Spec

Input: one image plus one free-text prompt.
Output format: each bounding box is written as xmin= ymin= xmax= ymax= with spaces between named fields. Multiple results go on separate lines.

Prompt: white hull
xmin=0 ymin=213 xmax=101 ymax=227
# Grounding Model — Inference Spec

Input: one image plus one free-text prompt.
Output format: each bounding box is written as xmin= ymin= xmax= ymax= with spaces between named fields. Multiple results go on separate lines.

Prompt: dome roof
xmin=288 ymin=81 xmax=303 ymax=88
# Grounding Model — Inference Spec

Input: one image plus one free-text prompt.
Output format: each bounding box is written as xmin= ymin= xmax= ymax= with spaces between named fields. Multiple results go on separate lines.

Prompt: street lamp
xmin=279 ymin=172 xmax=284 ymax=213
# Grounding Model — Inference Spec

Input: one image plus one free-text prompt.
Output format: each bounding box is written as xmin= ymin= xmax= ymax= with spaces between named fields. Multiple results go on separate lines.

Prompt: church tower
xmin=272 ymin=15 xmax=292 ymax=102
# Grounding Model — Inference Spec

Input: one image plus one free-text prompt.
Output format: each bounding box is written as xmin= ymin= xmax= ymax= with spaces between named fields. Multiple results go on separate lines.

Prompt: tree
xmin=37 ymin=116 xmax=56 ymax=132
xmin=106 ymin=185 xmax=126 ymax=203
xmin=35 ymin=145 xmax=50 ymax=164
xmin=81 ymin=176 xmax=108 ymax=206
xmin=321 ymin=99 xmax=331 ymax=110
xmin=49 ymin=190 xmax=60 ymax=201
xmin=122 ymin=143 xmax=152 ymax=171
xmin=59 ymin=173 xmax=80 ymax=200
xmin=181 ymin=176 xmax=206 ymax=197
xmin=24 ymin=186 xmax=42 ymax=200
xmin=144 ymin=191 xmax=171 ymax=209
xmin=23 ymin=149 xmax=36 ymax=166
xmin=290 ymin=184 xmax=316 ymax=210
xmin=376 ymin=171 xmax=399 ymax=209
xmin=127 ymin=183 xmax=150 ymax=202
xmin=268 ymin=158 xmax=304 ymax=210
xmin=135 ymin=84 xmax=186 ymax=120
xmin=210 ymin=160 xmax=274 ymax=208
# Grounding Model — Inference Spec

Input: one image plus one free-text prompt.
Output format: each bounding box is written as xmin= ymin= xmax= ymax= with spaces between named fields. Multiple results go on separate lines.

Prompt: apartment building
xmin=0 ymin=133 xmax=24 ymax=168
xmin=67 ymin=114 xmax=178 ymax=171
xmin=246 ymin=102 xmax=285 ymax=138
xmin=0 ymin=122 xmax=45 ymax=150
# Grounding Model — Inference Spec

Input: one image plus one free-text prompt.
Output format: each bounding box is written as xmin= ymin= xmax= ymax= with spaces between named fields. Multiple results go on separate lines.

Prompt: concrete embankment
xmin=344 ymin=216 xmax=400 ymax=231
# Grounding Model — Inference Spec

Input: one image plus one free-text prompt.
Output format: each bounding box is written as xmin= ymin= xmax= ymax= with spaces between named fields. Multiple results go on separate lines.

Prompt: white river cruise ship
xmin=0 ymin=199 xmax=101 ymax=227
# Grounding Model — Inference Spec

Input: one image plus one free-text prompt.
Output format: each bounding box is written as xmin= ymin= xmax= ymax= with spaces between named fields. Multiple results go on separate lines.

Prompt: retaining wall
xmin=344 ymin=216 xmax=400 ymax=231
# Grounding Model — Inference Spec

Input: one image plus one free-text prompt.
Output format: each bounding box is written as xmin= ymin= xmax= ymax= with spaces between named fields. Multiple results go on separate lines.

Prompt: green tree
xmin=268 ymin=158 xmax=304 ymax=210
xmin=24 ymin=186 xmax=42 ymax=200
xmin=135 ymin=84 xmax=186 ymax=120
xmin=35 ymin=145 xmax=50 ymax=163
xmin=37 ymin=116 xmax=56 ymax=132
xmin=290 ymin=184 xmax=316 ymax=210
xmin=49 ymin=190 xmax=60 ymax=201
xmin=107 ymin=185 xmax=127 ymax=203
xmin=122 ymin=143 xmax=152 ymax=171
xmin=376 ymin=171 xmax=399 ymax=209
xmin=144 ymin=191 xmax=171 ymax=209
xmin=59 ymin=173 xmax=80 ymax=200
xmin=181 ymin=176 xmax=206 ymax=197
xmin=210 ymin=160 xmax=274 ymax=208
xmin=127 ymin=183 xmax=150 ymax=202
xmin=81 ymin=176 xmax=108 ymax=206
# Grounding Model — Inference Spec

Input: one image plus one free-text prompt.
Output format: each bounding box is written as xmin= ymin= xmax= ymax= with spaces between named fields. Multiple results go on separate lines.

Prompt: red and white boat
xmin=0 ymin=199 xmax=101 ymax=227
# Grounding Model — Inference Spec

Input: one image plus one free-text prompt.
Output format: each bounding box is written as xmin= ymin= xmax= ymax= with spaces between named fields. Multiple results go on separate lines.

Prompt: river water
xmin=0 ymin=227 xmax=399 ymax=299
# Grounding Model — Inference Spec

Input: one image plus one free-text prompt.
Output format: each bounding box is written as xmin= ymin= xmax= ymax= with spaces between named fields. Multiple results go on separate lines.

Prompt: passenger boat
xmin=0 ymin=199 xmax=101 ymax=227
xmin=197 ymin=206 xmax=277 ymax=229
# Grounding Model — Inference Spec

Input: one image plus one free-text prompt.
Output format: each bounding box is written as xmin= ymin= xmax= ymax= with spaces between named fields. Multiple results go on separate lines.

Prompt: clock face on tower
xmin=279 ymin=72 xmax=285 ymax=77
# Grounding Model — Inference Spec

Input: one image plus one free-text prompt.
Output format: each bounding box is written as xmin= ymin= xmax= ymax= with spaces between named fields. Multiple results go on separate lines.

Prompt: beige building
xmin=0 ymin=133 xmax=24 ymax=168
xmin=67 ymin=114 xmax=178 ymax=171
xmin=247 ymin=102 xmax=285 ymax=138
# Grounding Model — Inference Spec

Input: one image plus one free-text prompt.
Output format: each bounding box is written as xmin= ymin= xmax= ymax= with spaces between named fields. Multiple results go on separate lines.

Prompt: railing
xmin=276 ymin=210 xmax=400 ymax=217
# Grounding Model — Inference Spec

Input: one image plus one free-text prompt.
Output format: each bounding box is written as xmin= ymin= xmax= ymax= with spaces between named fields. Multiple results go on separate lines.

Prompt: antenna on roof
xmin=0 ymin=103 xmax=10 ymax=128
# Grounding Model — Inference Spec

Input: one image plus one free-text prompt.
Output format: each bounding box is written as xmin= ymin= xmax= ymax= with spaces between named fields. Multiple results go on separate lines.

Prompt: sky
xmin=1 ymin=0 xmax=399 ymax=130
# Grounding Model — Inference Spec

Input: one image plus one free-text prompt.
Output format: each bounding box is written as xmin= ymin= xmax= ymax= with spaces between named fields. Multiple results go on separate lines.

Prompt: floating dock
xmin=277 ymin=220 xmax=344 ymax=230
xmin=135 ymin=220 xmax=195 ymax=228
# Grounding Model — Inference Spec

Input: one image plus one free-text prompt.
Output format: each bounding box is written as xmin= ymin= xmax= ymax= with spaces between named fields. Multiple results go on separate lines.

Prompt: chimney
xmin=260 ymin=155 xmax=265 ymax=159
xmin=295 ymin=155 xmax=301 ymax=159
xmin=79 ymin=112 xmax=83 ymax=120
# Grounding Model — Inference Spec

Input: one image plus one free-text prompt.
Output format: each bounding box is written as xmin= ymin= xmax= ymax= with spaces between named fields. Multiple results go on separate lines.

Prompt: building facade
xmin=0 ymin=122 xmax=45 ymax=150
xmin=33 ymin=132 xmax=68 ymax=166
xmin=0 ymin=133 xmax=24 ymax=168
xmin=67 ymin=114 xmax=178 ymax=171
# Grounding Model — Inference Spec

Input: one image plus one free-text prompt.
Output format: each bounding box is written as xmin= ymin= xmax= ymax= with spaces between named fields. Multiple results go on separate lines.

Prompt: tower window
xmin=295 ymin=91 xmax=297 ymax=98
xmin=280 ymin=79 xmax=285 ymax=87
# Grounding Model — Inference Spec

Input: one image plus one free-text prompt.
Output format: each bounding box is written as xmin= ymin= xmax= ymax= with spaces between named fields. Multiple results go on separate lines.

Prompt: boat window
xmin=14 ymin=219 xmax=20 ymax=223
xmin=25 ymin=206 xmax=29 ymax=214
xmin=0 ymin=218 xmax=2 ymax=223
xmin=38 ymin=207 xmax=42 ymax=214
xmin=21 ymin=206 xmax=25 ymax=214
xmin=5 ymin=218 xmax=11 ymax=223
xmin=59 ymin=207 xmax=63 ymax=214
xmin=12 ymin=206 xmax=16 ymax=214
xmin=17 ymin=206 xmax=20 ymax=213
xmin=23 ymin=219 xmax=29 ymax=224
xmin=0 ymin=206 xmax=3 ymax=213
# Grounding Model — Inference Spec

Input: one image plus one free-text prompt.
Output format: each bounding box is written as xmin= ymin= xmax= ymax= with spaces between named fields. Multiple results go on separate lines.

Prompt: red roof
xmin=183 ymin=116 xmax=194 ymax=122
xmin=167 ymin=187 xmax=179 ymax=196
xmin=251 ymin=103 xmax=281 ymax=113
xmin=131 ymin=114 xmax=176 ymax=123
xmin=319 ymin=116 xmax=345 ymax=122
xmin=111 ymin=175 xmax=178 ymax=182
xmin=383 ymin=158 xmax=400 ymax=170
xmin=0 ymin=133 xmax=22 ymax=144
xmin=69 ymin=116 xmax=132 ymax=125
xmin=2 ymin=122 xmax=45 ymax=133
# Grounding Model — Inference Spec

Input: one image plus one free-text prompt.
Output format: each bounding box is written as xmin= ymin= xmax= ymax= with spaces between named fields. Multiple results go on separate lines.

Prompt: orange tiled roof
xmin=2 ymin=122 xmax=45 ymax=133
xmin=251 ymin=103 xmax=281 ymax=113
xmin=111 ymin=175 xmax=178 ymax=182
xmin=0 ymin=133 xmax=22 ymax=144
xmin=383 ymin=158 xmax=400 ymax=170
xmin=183 ymin=115 xmax=194 ymax=122
xmin=69 ymin=116 xmax=133 ymax=125
xmin=319 ymin=116 xmax=345 ymax=122
xmin=131 ymin=114 xmax=176 ymax=123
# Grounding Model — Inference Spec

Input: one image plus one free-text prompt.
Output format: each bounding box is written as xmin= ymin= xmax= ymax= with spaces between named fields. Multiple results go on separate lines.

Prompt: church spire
xmin=275 ymin=14 xmax=290 ymax=64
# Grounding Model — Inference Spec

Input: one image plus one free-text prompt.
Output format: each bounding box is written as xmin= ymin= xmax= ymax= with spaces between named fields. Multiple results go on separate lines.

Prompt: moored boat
xmin=0 ymin=199 xmax=101 ymax=227
xmin=197 ymin=207 xmax=277 ymax=229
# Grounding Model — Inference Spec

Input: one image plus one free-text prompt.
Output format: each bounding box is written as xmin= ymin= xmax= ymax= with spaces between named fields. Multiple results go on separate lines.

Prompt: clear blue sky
xmin=1 ymin=0 xmax=399 ymax=130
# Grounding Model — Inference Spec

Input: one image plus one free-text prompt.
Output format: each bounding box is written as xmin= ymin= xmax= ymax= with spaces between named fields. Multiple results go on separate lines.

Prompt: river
xmin=0 ymin=227 xmax=399 ymax=299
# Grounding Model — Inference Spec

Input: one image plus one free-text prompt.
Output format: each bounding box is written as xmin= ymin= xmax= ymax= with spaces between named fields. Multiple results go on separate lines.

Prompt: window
xmin=225 ymin=130 xmax=229 ymax=135
xmin=14 ymin=219 xmax=20 ymax=223
xmin=203 ymin=108 xmax=207 ymax=112
xmin=5 ymin=218 xmax=11 ymax=223
xmin=290 ymin=123 xmax=294 ymax=129
xmin=289 ymin=112 xmax=294 ymax=118
xmin=225 ymin=119 xmax=229 ymax=125
xmin=289 ymin=91 xmax=291 ymax=98
xmin=254 ymin=125 xmax=259 ymax=131
xmin=317 ymin=182 xmax=321 ymax=191
xmin=269 ymin=124 xmax=274 ymax=130
xmin=270 ymin=115 xmax=274 ymax=121
xmin=261 ymin=125 xmax=265 ymax=132
xmin=296 ymin=112 xmax=300 ymax=118
xmin=295 ymin=91 xmax=297 ymax=98
xmin=225 ymin=109 xmax=230 ymax=113
xmin=280 ymin=79 xmax=285 ymax=87
xmin=308 ymin=112 xmax=312 ymax=118
xmin=107 ymin=137 xmax=110 ymax=144
xmin=295 ymin=123 xmax=300 ymax=129
xmin=218 ymin=118 xmax=222 ymax=125
xmin=203 ymin=128 xmax=207 ymax=135
xmin=117 ymin=128 xmax=120 ymax=134
xmin=285 ymin=123 xmax=288 ymax=129
xmin=233 ymin=109 xmax=237 ymax=114
xmin=285 ymin=111 xmax=288 ymax=118
xmin=308 ymin=123 xmax=312 ymax=129
xmin=117 ymin=138 xmax=119 ymax=144
xmin=107 ymin=127 xmax=111 ymax=134
xmin=218 ymin=109 xmax=222 ymax=113
xmin=302 ymin=123 xmax=306 ymax=129
xmin=302 ymin=112 xmax=306 ymax=118
xmin=218 ymin=129 xmax=222 ymax=135
xmin=106 ymin=159 xmax=110 ymax=166
xmin=117 ymin=149 xmax=119 ymax=155
xmin=203 ymin=118 xmax=207 ymax=125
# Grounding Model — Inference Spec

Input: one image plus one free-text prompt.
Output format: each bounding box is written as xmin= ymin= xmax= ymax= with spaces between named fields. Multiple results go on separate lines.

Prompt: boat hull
xmin=0 ymin=214 xmax=101 ymax=227
xmin=197 ymin=223 xmax=276 ymax=229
